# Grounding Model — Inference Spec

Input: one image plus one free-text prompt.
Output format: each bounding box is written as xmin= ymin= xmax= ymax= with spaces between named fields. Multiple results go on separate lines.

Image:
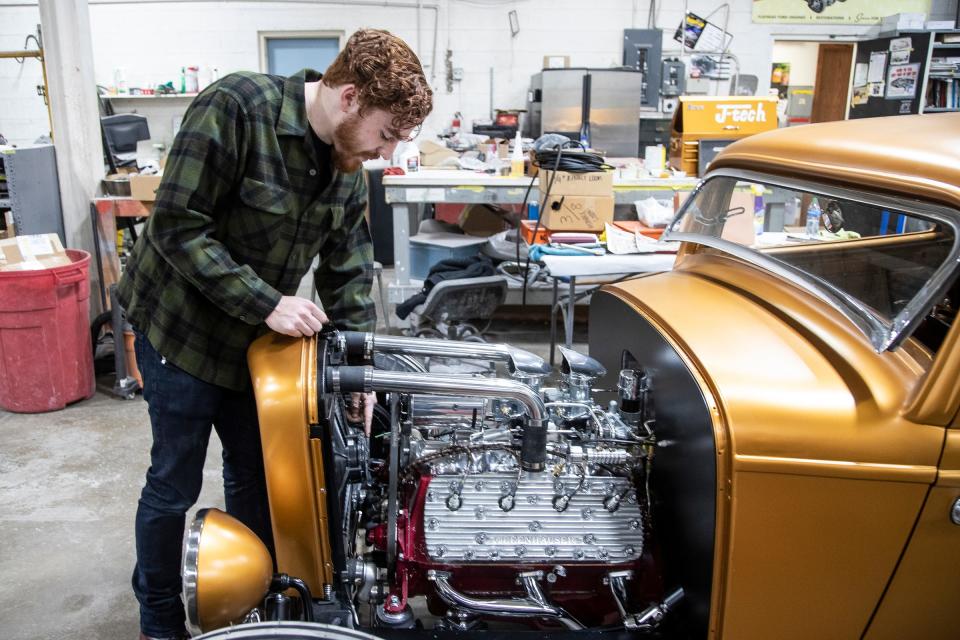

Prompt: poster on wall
xmin=752 ymin=0 xmax=932 ymax=25
xmin=673 ymin=13 xmax=733 ymax=51
xmin=886 ymin=63 xmax=920 ymax=99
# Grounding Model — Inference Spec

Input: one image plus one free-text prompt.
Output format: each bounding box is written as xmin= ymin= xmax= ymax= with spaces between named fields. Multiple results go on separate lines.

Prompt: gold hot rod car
xmin=183 ymin=114 xmax=960 ymax=639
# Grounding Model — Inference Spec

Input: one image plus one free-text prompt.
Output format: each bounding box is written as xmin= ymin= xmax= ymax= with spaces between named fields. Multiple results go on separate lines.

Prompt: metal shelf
xmin=103 ymin=93 xmax=199 ymax=100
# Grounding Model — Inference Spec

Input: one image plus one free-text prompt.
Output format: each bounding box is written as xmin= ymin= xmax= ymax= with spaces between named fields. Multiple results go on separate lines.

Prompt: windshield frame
xmin=664 ymin=167 xmax=960 ymax=352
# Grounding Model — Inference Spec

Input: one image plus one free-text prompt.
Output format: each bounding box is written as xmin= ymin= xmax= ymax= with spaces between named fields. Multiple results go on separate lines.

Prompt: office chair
xmin=405 ymin=275 xmax=508 ymax=341
xmin=101 ymin=114 xmax=150 ymax=168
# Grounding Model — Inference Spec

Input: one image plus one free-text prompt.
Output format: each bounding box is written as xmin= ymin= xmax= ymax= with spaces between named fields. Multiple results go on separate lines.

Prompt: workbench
xmin=383 ymin=169 xmax=699 ymax=322
xmin=90 ymin=196 xmax=152 ymax=310
xmin=381 ymin=169 xmax=697 ymax=318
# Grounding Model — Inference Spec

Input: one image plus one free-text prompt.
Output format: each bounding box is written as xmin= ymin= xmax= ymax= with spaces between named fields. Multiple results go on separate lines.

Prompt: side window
xmin=259 ymin=32 xmax=342 ymax=77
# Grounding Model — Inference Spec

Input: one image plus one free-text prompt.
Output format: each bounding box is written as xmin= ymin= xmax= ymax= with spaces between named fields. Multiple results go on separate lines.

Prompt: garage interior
xmin=2 ymin=1 xmax=960 ymax=639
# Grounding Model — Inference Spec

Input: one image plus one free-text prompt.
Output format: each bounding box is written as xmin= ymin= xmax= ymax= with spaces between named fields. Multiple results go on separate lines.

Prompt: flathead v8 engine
xmin=182 ymin=330 xmax=682 ymax=637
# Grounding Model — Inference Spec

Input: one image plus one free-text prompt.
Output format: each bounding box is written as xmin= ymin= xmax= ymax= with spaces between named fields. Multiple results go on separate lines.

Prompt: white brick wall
xmin=1 ymin=0 xmax=955 ymax=147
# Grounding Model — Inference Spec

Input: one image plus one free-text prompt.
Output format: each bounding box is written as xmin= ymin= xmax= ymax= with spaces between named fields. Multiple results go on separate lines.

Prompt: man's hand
xmin=265 ymin=296 xmax=329 ymax=337
xmin=345 ymin=392 xmax=375 ymax=436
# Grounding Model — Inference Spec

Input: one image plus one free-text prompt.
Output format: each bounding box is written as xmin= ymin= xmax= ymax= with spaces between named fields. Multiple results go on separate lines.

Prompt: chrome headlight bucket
xmin=182 ymin=508 xmax=274 ymax=635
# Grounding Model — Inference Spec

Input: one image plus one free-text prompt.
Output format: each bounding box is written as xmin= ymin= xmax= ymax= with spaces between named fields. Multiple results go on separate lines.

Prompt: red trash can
xmin=0 ymin=249 xmax=96 ymax=412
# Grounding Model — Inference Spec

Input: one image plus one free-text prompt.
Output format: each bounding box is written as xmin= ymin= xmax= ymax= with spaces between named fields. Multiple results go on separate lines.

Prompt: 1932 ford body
xmin=184 ymin=114 xmax=960 ymax=640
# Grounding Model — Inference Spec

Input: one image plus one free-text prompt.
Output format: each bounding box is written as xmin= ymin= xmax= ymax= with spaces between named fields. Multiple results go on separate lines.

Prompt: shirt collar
xmin=276 ymin=68 xmax=322 ymax=138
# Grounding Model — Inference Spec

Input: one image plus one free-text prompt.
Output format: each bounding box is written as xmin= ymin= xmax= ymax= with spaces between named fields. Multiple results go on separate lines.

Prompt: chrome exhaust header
xmin=339 ymin=332 xmax=551 ymax=378
xmin=323 ymin=366 xmax=549 ymax=471
xmin=428 ymin=570 xmax=584 ymax=630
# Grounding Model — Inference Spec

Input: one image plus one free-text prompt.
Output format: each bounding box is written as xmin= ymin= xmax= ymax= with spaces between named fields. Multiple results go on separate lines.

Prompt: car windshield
xmin=665 ymin=172 xmax=959 ymax=351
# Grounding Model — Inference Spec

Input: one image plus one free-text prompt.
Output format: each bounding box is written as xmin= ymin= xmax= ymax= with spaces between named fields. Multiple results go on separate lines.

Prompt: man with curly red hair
xmin=118 ymin=29 xmax=432 ymax=640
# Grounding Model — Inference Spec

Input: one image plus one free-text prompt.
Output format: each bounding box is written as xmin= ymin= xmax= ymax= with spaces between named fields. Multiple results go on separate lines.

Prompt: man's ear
xmin=338 ymin=84 xmax=359 ymax=114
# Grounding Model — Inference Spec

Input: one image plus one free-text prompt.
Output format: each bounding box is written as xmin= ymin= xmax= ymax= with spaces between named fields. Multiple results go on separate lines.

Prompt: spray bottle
xmin=510 ymin=131 xmax=524 ymax=178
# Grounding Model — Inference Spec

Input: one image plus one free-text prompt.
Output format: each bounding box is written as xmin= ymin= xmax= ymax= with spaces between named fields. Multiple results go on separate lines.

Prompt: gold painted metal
xmin=602 ymin=246 xmax=947 ymax=638
xmin=863 ymin=426 xmax=960 ymax=638
xmin=710 ymin=113 xmax=960 ymax=210
xmin=248 ymin=333 xmax=333 ymax=594
xmin=194 ymin=509 xmax=273 ymax=632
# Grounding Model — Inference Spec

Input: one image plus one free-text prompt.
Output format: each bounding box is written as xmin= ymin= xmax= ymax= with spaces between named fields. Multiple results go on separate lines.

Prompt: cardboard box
xmin=0 ymin=233 xmax=71 ymax=271
xmin=420 ymin=140 xmax=458 ymax=167
xmin=538 ymin=169 xmax=613 ymax=197
xmin=882 ymin=13 xmax=925 ymax=31
xmin=541 ymin=195 xmax=614 ymax=231
xmin=543 ymin=55 xmax=571 ymax=69
xmin=130 ymin=173 xmax=163 ymax=201
xmin=1 ymin=210 xmax=14 ymax=240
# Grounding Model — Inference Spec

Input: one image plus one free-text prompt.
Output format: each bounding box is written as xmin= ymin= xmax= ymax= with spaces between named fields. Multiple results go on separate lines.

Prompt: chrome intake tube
xmin=324 ymin=366 xmax=549 ymax=470
xmin=428 ymin=570 xmax=584 ymax=630
xmin=340 ymin=332 xmax=551 ymax=378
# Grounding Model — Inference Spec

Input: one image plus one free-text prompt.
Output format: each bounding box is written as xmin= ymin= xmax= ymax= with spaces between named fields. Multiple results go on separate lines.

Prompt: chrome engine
xmin=318 ymin=334 xmax=678 ymax=632
xmin=183 ymin=331 xmax=682 ymax=636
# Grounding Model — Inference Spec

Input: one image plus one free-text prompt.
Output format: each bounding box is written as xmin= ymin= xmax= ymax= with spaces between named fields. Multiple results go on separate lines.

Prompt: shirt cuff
xmin=238 ymin=283 xmax=283 ymax=325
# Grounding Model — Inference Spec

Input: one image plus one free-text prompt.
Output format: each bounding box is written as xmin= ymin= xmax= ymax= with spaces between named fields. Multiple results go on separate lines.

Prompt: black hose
xmin=270 ymin=574 xmax=315 ymax=622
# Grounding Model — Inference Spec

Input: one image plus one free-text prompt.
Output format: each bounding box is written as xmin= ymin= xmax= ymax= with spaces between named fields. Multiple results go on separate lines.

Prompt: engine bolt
xmin=598 ymin=548 xmax=609 ymax=560
xmin=449 ymin=480 xmax=462 ymax=493
xmin=529 ymin=520 xmax=542 ymax=532
xmin=581 ymin=508 xmax=593 ymax=521
xmin=515 ymin=545 xmax=527 ymax=557
xmin=627 ymin=493 xmax=637 ymax=504
xmin=428 ymin=518 xmax=439 ymax=530
xmin=463 ymin=550 xmax=474 ymax=560
xmin=499 ymin=494 xmax=516 ymax=512
xmin=554 ymin=480 xmax=565 ymax=492
xmin=606 ymin=482 xmax=616 ymax=495
xmin=436 ymin=545 xmax=447 ymax=558
xmin=475 ymin=481 xmax=484 ymax=491
xmin=545 ymin=545 xmax=558 ymax=557
xmin=527 ymin=494 xmax=539 ymax=505
xmin=583 ymin=533 xmax=597 ymax=544
xmin=546 ymin=572 xmax=557 ymax=583
xmin=603 ymin=494 xmax=622 ymax=513
xmin=490 ymin=549 xmax=500 ymax=559
xmin=630 ymin=519 xmax=641 ymax=530
xmin=475 ymin=532 xmax=487 ymax=545
xmin=624 ymin=546 xmax=636 ymax=556
xmin=553 ymin=495 xmax=570 ymax=512
xmin=574 ymin=549 xmax=585 ymax=560
xmin=426 ymin=491 xmax=434 ymax=502
xmin=446 ymin=493 xmax=462 ymax=511
xmin=474 ymin=505 xmax=485 ymax=520
xmin=500 ymin=481 xmax=513 ymax=493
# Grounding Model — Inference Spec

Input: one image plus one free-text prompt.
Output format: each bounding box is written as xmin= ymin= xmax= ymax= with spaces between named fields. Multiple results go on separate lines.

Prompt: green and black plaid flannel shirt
xmin=117 ymin=69 xmax=375 ymax=391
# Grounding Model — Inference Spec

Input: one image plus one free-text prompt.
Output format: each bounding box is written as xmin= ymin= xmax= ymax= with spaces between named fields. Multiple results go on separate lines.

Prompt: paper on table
xmin=605 ymin=222 xmax=639 ymax=255
xmin=634 ymin=233 xmax=680 ymax=254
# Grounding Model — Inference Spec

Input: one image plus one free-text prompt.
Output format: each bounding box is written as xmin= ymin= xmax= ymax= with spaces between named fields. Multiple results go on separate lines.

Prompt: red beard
xmin=331 ymin=113 xmax=375 ymax=173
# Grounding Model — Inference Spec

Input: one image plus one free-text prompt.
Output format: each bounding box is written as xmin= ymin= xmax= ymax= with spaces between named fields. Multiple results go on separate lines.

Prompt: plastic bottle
xmin=806 ymin=198 xmax=822 ymax=239
xmin=185 ymin=66 xmax=199 ymax=94
xmin=510 ymin=131 xmax=524 ymax=178
xmin=528 ymin=200 xmax=539 ymax=221
xmin=752 ymin=184 xmax=765 ymax=236
xmin=394 ymin=140 xmax=420 ymax=173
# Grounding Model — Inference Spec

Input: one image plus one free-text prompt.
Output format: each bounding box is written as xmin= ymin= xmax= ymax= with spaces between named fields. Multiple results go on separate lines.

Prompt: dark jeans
xmin=131 ymin=330 xmax=274 ymax=637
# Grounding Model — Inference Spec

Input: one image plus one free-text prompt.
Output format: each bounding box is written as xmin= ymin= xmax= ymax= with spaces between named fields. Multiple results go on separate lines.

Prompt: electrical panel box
xmin=661 ymin=59 xmax=686 ymax=97
xmin=623 ymin=29 xmax=662 ymax=107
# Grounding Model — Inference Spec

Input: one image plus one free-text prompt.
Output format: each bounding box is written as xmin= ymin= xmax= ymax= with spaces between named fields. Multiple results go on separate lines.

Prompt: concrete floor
xmin=0 ymin=275 xmax=587 ymax=639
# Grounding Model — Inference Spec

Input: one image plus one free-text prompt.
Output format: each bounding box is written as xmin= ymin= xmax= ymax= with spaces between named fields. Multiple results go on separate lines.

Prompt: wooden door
xmin=811 ymin=43 xmax=854 ymax=123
